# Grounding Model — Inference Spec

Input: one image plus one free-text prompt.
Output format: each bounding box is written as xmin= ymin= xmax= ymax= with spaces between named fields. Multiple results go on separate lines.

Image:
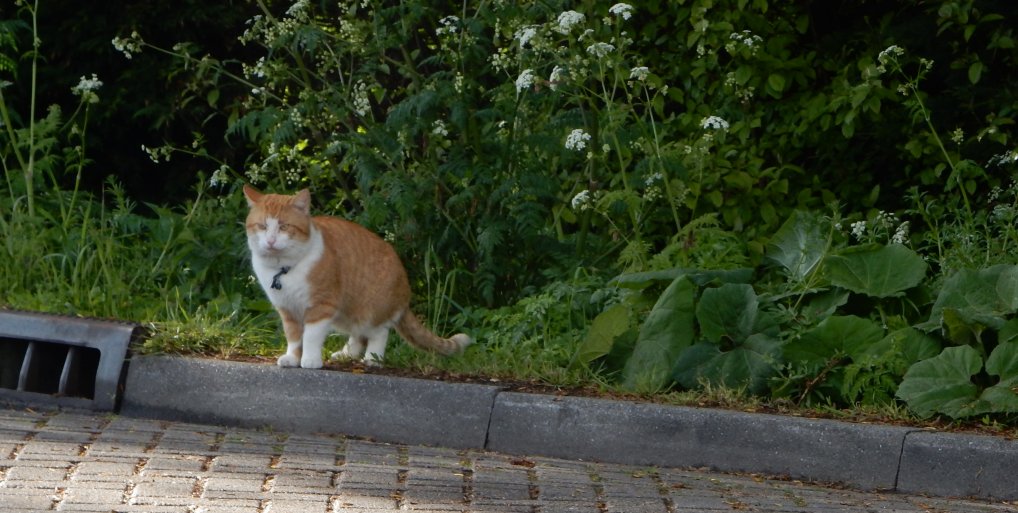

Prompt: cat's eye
xmin=279 ymin=223 xmax=290 ymax=231
xmin=255 ymin=223 xmax=267 ymax=230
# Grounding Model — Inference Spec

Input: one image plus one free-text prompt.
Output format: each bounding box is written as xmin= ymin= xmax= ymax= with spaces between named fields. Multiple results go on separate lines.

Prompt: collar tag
xmin=271 ymin=266 xmax=291 ymax=290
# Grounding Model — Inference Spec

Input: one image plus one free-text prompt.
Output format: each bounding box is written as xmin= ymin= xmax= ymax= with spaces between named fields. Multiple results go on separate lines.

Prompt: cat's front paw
xmin=277 ymin=354 xmax=300 ymax=368
xmin=301 ymin=355 xmax=323 ymax=369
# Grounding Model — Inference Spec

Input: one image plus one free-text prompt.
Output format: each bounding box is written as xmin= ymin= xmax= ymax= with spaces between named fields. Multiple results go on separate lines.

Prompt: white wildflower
xmin=700 ymin=115 xmax=729 ymax=131
xmin=992 ymin=204 xmax=1014 ymax=222
xmin=432 ymin=119 xmax=449 ymax=137
xmin=437 ymin=15 xmax=459 ymax=36
xmin=209 ymin=165 xmax=231 ymax=187
xmin=850 ymin=220 xmax=867 ymax=241
xmin=645 ymin=172 xmax=663 ymax=186
xmin=549 ymin=65 xmax=566 ymax=90
xmin=515 ymin=26 xmax=538 ymax=48
xmin=286 ymin=0 xmax=310 ymax=20
xmin=629 ymin=66 xmax=650 ymax=81
xmin=877 ymin=45 xmax=905 ymax=65
xmin=891 ymin=221 xmax=910 ymax=245
xmin=571 ymin=190 xmax=591 ymax=210
xmin=565 ymin=129 xmax=591 ymax=151
xmin=951 ymin=128 xmax=964 ymax=144
xmin=586 ymin=42 xmax=615 ymax=58
xmin=352 ymin=81 xmax=370 ymax=116
xmin=608 ymin=3 xmax=634 ymax=20
xmin=141 ymin=144 xmax=172 ymax=164
xmin=111 ymin=31 xmax=143 ymax=59
xmin=71 ymin=74 xmax=103 ymax=104
xmin=515 ymin=69 xmax=536 ymax=93
xmin=555 ymin=11 xmax=585 ymax=34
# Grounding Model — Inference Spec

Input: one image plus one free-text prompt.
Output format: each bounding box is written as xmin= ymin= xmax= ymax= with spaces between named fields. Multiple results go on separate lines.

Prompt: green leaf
xmin=766 ymin=210 xmax=826 ymax=283
xmin=207 ymin=88 xmax=220 ymax=107
xmin=981 ymin=341 xmax=1018 ymax=412
xmin=826 ymin=244 xmax=927 ymax=298
xmin=611 ymin=268 xmax=753 ymax=290
xmin=996 ymin=266 xmax=1018 ymax=311
xmin=921 ymin=265 xmax=1018 ymax=333
xmin=968 ymin=61 xmax=983 ymax=84
xmin=571 ymin=303 xmax=631 ymax=369
xmin=783 ymin=315 xmax=885 ymax=366
xmin=767 ymin=73 xmax=786 ymax=93
xmin=672 ymin=334 xmax=782 ymax=394
xmin=696 ymin=284 xmax=759 ymax=344
xmin=800 ymin=289 xmax=850 ymax=322
xmin=622 ymin=276 xmax=695 ymax=393
xmin=859 ymin=327 xmax=940 ymax=369
xmin=896 ymin=346 xmax=987 ymax=419
xmin=999 ymin=318 xmax=1018 ymax=344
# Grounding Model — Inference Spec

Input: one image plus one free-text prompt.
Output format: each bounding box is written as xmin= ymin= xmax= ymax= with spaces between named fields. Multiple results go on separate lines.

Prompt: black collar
xmin=271 ymin=266 xmax=291 ymax=290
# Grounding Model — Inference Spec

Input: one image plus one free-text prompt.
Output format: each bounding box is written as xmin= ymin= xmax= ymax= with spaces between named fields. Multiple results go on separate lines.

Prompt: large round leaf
xmin=571 ymin=303 xmax=631 ymax=369
xmin=921 ymin=265 xmax=1018 ymax=336
xmin=766 ymin=210 xmax=825 ymax=283
xmin=783 ymin=315 xmax=885 ymax=367
xmin=672 ymin=333 xmax=782 ymax=394
xmin=826 ymin=244 xmax=927 ymax=298
xmin=622 ymin=275 xmax=695 ymax=393
xmin=981 ymin=341 xmax=1018 ymax=412
xmin=896 ymin=346 xmax=987 ymax=419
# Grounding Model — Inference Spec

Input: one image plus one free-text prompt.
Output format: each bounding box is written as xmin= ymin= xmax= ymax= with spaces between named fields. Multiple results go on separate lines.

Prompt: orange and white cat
xmin=243 ymin=185 xmax=472 ymax=368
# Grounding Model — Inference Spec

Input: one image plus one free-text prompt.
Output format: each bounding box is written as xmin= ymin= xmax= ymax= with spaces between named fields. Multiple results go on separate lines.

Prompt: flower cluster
xmin=565 ymin=129 xmax=592 ymax=151
xmin=850 ymin=211 xmax=909 ymax=244
xmin=586 ymin=42 xmax=615 ymax=58
xmin=436 ymin=16 xmax=459 ymax=36
xmin=111 ymin=31 xmax=143 ymax=60
xmin=141 ymin=144 xmax=173 ymax=164
xmin=432 ymin=120 xmax=449 ymax=137
xmin=700 ymin=115 xmax=730 ymax=131
xmin=877 ymin=45 xmax=905 ymax=66
xmin=608 ymin=3 xmax=634 ymax=20
xmin=549 ymin=65 xmax=567 ymax=90
xmin=515 ymin=69 xmax=536 ymax=93
xmin=515 ymin=25 xmax=538 ymax=48
xmin=725 ymin=30 xmax=763 ymax=56
xmin=571 ymin=190 xmax=592 ymax=211
xmin=629 ymin=66 xmax=649 ymax=81
xmin=555 ymin=11 xmax=585 ymax=34
xmin=71 ymin=74 xmax=103 ymax=104
xmin=209 ymin=165 xmax=231 ymax=187
xmin=352 ymin=81 xmax=371 ymax=117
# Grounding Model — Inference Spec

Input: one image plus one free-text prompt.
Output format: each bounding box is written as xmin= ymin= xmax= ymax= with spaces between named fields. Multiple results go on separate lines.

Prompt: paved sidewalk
xmin=0 ymin=407 xmax=1014 ymax=513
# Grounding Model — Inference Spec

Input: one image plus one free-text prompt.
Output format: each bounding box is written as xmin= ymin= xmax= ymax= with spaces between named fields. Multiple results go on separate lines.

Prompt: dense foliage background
xmin=2 ymin=0 xmax=1017 ymax=422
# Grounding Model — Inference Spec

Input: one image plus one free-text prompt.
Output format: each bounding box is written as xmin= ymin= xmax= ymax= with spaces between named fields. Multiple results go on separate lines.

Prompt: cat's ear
xmin=293 ymin=189 xmax=311 ymax=214
xmin=242 ymin=184 xmax=262 ymax=208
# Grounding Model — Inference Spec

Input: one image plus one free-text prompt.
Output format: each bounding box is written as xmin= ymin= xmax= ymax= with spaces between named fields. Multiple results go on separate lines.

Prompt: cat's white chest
xmin=251 ymin=228 xmax=324 ymax=314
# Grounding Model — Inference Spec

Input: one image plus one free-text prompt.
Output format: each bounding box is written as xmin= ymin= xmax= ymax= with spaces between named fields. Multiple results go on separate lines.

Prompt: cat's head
xmin=242 ymin=185 xmax=313 ymax=258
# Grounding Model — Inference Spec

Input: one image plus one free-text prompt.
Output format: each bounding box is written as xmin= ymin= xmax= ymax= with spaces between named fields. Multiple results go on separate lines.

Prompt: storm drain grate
xmin=0 ymin=310 xmax=140 ymax=410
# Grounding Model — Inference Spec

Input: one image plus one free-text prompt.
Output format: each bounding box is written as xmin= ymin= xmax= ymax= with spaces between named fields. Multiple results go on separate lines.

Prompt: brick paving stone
xmin=0 ymin=406 xmax=1016 ymax=513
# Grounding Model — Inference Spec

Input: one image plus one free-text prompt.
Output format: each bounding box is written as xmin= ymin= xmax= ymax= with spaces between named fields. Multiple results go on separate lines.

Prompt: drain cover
xmin=0 ymin=310 xmax=140 ymax=410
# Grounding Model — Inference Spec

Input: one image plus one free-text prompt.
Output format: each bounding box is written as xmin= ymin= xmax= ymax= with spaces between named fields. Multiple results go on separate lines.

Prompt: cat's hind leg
xmin=331 ymin=336 xmax=366 ymax=361
xmin=362 ymin=328 xmax=389 ymax=366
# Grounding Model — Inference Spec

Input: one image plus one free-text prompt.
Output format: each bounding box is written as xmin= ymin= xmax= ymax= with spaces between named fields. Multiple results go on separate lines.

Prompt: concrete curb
xmin=119 ymin=355 xmax=1018 ymax=501
xmin=486 ymin=392 xmax=910 ymax=491
xmin=120 ymin=355 xmax=499 ymax=449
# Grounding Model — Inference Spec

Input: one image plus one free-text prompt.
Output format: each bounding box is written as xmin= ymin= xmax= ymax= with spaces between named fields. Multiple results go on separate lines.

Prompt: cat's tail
xmin=395 ymin=310 xmax=473 ymax=356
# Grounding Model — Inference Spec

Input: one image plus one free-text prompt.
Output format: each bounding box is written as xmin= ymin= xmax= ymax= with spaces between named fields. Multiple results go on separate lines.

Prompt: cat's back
xmin=312 ymin=215 xmax=406 ymax=274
